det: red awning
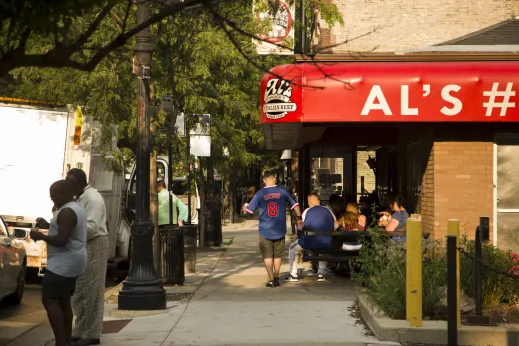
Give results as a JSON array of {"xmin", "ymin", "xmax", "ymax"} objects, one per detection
[{"xmin": 260, "ymin": 62, "xmax": 519, "ymax": 124}]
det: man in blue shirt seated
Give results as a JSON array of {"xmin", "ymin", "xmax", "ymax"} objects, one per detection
[
  {"xmin": 244, "ymin": 170, "xmax": 302, "ymax": 288},
  {"xmin": 286, "ymin": 193, "xmax": 336, "ymax": 282}
]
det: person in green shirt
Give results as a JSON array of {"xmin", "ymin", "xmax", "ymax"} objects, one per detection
[{"xmin": 157, "ymin": 180, "xmax": 188, "ymax": 225}]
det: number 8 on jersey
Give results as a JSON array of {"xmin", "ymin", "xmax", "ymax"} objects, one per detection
[{"xmin": 267, "ymin": 202, "xmax": 278, "ymax": 217}]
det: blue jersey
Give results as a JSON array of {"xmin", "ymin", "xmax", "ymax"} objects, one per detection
[
  {"xmin": 298, "ymin": 205, "xmax": 335, "ymax": 250},
  {"xmin": 245, "ymin": 186, "xmax": 298, "ymax": 240}
]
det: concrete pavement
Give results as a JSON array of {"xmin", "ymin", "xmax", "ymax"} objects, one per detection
[
  {"xmin": 8, "ymin": 228, "xmax": 400, "ymax": 346},
  {"xmin": 0, "ymin": 285, "xmax": 49, "ymax": 346},
  {"xmin": 161, "ymin": 230, "xmax": 396, "ymax": 345}
]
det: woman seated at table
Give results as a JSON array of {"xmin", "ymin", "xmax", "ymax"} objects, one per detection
[
  {"xmin": 378, "ymin": 194, "xmax": 409, "ymax": 242},
  {"xmin": 339, "ymin": 202, "xmax": 366, "ymax": 250}
]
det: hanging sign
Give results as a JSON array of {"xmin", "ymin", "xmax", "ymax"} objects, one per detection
[{"xmin": 254, "ymin": 0, "xmax": 295, "ymax": 55}]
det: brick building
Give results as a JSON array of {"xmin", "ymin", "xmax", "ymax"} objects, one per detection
[
  {"xmin": 261, "ymin": 1, "xmax": 519, "ymax": 253},
  {"xmin": 321, "ymin": 0, "xmax": 519, "ymax": 52}
]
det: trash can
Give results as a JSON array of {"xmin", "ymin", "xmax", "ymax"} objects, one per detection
[
  {"xmin": 183, "ymin": 224, "xmax": 197, "ymax": 273},
  {"xmin": 159, "ymin": 225, "xmax": 184, "ymax": 285}
]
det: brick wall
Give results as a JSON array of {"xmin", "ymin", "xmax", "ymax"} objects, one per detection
[
  {"xmin": 432, "ymin": 141, "xmax": 494, "ymax": 240},
  {"xmin": 421, "ymin": 146, "xmax": 434, "ymax": 236},
  {"xmin": 325, "ymin": 0, "xmax": 518, "ymax": 52},
  {"xmin": 357, "ymin": 151, "xmax": 376, "ymax": 199}
]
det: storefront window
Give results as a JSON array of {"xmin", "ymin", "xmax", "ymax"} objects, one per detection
[
  {"xmin": 497, "ymin": 140, "xmax": 519, "ymax": 253},
  {"xmin": 310, "ymin": 147, "xmax": 353, "ymax": 204}
]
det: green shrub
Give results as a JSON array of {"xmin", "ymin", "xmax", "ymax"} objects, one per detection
[
  {"xmin": 358, "ymin": 232, "xmax": 519, "ymax": 320},
  {"xmin": 459, "ymin": 235, "xmax": 519, "ymax": 308},
  {"xmin": 357, "ymin": 232, "xmax": 447, "ymax": 319}
]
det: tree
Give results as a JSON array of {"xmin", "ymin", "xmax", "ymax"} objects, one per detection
[
  {"xmin": 0, "ymin": 0, "xmax": 343, "ymax": 78},
  {"xmin": 152, "ymin": 6, "xmax": 284, "ymax": 173},
  {"xmin": 0, "ymin": 0, "xmax": 344, "ymax": 175},
  {"xmin": 0, "ymin": 0, "xmax": 229, "ymax": 77}
]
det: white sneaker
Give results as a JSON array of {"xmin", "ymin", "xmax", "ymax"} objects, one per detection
[
  {"xmin": 285, "ymin": 275, "xmax": 299, "ymax": 282},
  {"xmin": 317, "ymin": 274, "xmax": 326, "ymax": 282}
]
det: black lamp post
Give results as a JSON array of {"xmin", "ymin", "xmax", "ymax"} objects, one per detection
[{"xmin": 118, "ymin": 0, "xmax": 166, "ymax": 311}]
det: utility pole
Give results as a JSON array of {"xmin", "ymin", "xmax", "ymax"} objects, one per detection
[
  {"xmin": 118, "ymin": 0, "xmax": 166, "ymax": 311},
  {"xmin": 295, "ymin": 0, "xmax": 306, "ymax": 54}
]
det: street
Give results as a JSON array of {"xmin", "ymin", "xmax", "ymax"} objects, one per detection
[
  {"xmin": 2, "ymin": 229, "xmax": 401, "ymax": 346},
  {"xmin": 0, "ymin": 268, "xmax": 122, "ymax": 346},
  {"xmin": 0, "ymin": 284, "xmax": 46, "ymax": 325}
]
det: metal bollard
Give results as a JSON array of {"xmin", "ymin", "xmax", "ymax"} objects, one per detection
[
  {"xmin": 447, "ymin": 219, "xmax": 461, "ymax": 328},
  {"xmin": 475, "ymin": 226, "xmax": 483, "ymax": 316},
  {"xmin": 467, "ymin": 223, "xmax": 491, "ymax": 325},
  {"xmin": 447, "ymin": 235, "xmax": 458, "ymax": 346},
  {"xmin": 406, "ymin": 219, "xmax": 423, "ymax": 327}
]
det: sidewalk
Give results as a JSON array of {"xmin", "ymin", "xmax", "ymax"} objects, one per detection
[
  {"xmin": 10, "ymin": 228, "xmax": 400, "ymax": 346},
  {"xmin": 221, "ymin": 218, "xmax": 260, "ymax": 231}
]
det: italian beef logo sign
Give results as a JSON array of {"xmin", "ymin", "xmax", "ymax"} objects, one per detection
[
  {"xmin": 263, "ymin": 78, "xmax": 297, "ymax": 119},
  {"xmin": 254, "ymin": 0, "xmax": 295, "ymax": 55}
]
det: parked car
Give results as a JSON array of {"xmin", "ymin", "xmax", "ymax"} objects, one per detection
[{"xmin": 0, "ymin": 215, "xmax": 27, "ymax": 304}]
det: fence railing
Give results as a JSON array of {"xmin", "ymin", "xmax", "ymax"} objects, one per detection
[
  {"xmin": 406, "ymin": 217, "xmax": 519, "ymax": 346},
  {"xmin": 406, "ymin": 216, "xmax": 519, "ymax": 346}
]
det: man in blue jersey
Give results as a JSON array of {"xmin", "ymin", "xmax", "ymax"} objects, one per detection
[
  {"xmin": 286, "ymin": 193, "xmax": 336, "ymax": 282},
  {"xmin": 244, "ymin": 170, "xmax": 302, "ymax": 288}
]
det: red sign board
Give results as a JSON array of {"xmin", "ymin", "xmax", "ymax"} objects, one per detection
[
  {"xmin": 260, "ymin": 62, "xmax": 519, "ymax": 123},
  {"xmin": 257, "ymin": 1, "xmax": 293, "ymax": 44}
]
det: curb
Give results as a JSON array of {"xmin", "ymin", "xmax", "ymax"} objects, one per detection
[{"xmin": 357, "ymin": 293, "xmax": 519, "ymax": 346}]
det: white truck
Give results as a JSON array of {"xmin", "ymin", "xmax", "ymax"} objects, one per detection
[
  {"xmin": 0, "ymin": 101, "xmax": 200, "ymax": 279},
  {"xmin": 124, "ymin": 156, "xmax": 200, "ymax": 224},
  {"xmin": 0, "ymin": 101, "xmax": 129, "ymax": 277}
]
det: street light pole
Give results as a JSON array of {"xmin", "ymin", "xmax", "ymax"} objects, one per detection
[{"xmin": 118, "ymin": 0, "xmax": 166, "ymax": 311}]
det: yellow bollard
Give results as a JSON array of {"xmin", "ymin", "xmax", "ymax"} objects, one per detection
[
  {"xmin": 406, "ymin": 219, "xmax": 423, "ymax": 327},
  {"xmin": 447, "ymin": 219, "xmax": 461, "ymax": 328}
]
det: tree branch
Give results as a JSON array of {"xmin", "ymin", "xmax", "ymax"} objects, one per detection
[
  {"xmin": 207, "ymin": 4, "xmax": 378, "ymax": 89},
  {"xmin": 207, "ymin": 6, "xmax": 315, "ymax": 89},
  {"xmin": 67, "ymin": 2, "xmax": 117, "ymax": 56},
  {"xmin": 84, "ymin": 0, "xmax": 222, "ymax": 70},
  {"xmin": 6, "ymin": 5, "xmax": 22, "ymax": 50},
  {"xmin": 15, "ymin": 28, "xmax": 32, "ymax": 56},
  {"xmin": 121, "ymin": 0, "xmax": 133, "ymax": 34},
  {"xmin": 0, "ymin": 0, "xmax": 238, "ymax": 78}
]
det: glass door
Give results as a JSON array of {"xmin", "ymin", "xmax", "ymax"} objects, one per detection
[{"xmin": 310, "ymin": 147, "xmax": 353, "ymax": 204}]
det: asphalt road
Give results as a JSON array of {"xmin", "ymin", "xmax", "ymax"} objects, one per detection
[
  {"xmin": 0, "ymin": 265, "xmax": 122, "ymax": 325},
  {"xmin": 0, "ymin": 284, "xmax": 47, "ymax": 325}
]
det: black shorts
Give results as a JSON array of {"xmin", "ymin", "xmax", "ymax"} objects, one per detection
[
  {"xmin": 259, "ymin": 236, "xmax": 285, "ymax": 259},
  {"xmin": 42, "ymin": 270, "xmax": 77, "ymax": 299}
]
